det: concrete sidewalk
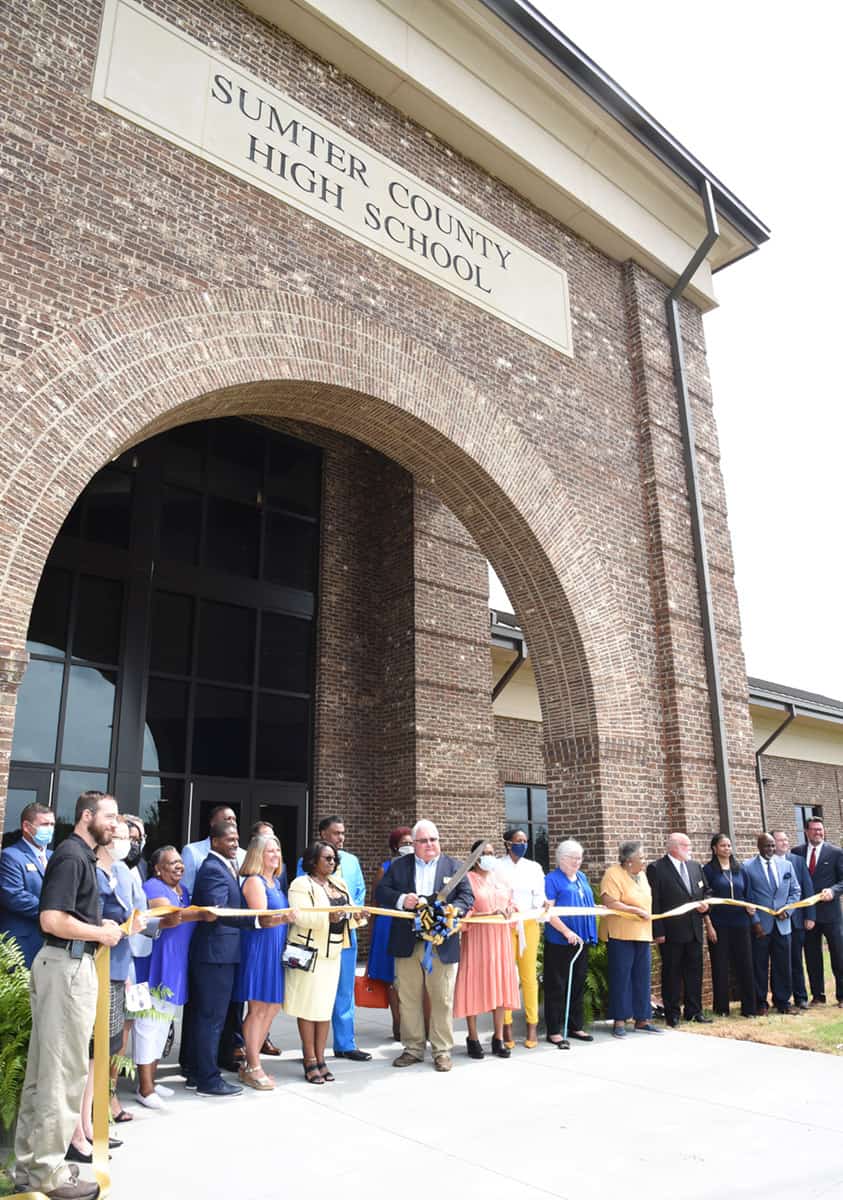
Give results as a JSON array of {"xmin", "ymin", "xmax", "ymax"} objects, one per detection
[{"xmin": 102, "ymin": 1007, "xmax": 843, "ymax": 1200}]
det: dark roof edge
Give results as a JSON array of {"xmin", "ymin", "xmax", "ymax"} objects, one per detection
[
  {"xmin": 479, "ymin": 0, "xmax": 771, "ymax": 253},
  {"xmin": 749, "ymin": 677, "xmax": 843, "ymax": 721}
]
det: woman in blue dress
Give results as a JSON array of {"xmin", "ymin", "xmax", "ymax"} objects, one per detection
[
  {"xmin": 235, "ymin": 834, "xmax": 297, "ymax": 1090},
  {"xmin": 367, "ymin": 827, "xmax": 413, "ymax": 1040}
]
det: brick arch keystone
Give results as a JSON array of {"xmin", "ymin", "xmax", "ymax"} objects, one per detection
[{"xmin": 0, "ymin": 288, "xmax": 644, "ymax": 807}]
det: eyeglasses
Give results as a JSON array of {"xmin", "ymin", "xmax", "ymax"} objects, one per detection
[
  {"xmin": 323, "ymin": 855, "xmax": 337, "ymax": 862},
  {"xmin": 414, "ymin": 837, "xmax": 439, "ymax": 844}
]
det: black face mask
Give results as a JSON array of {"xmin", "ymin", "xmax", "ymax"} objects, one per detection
[{"xmin": 125, "ymin": 843, "xmax": 142, "ymax": 868}]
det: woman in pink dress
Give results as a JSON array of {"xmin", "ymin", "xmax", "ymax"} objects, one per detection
[{"xmin": 454, "ymin": 839, "xmax": 520, "ymax": 1059}]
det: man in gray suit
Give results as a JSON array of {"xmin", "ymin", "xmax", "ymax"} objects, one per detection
[{"xmin": 744, "ymin": 833, "xmax": 801, "ymax": 1015}]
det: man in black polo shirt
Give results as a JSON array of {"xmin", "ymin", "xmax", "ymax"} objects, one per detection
[{"xmin": 14, "ymin": 791, "xmax": 123, "ymax": 1200}]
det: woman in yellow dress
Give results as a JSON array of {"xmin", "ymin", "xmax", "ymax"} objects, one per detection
[{"xmin": 284, "ymin": 840, "xmax": 366, "ymax": 1083}]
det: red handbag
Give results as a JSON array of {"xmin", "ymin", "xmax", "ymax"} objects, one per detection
[{"xmin": 354, "ymin": 972, "xmax": 390, "ymax": 1009}]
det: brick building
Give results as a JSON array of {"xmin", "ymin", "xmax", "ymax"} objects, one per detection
[{"xmin": 0, "ymin": 0, "xmax": 772, "ymax": 887}]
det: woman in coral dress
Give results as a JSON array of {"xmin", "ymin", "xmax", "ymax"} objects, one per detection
[{"xmin": 454, "ymin": 839, "xmax": 520, "ymax": 1059}]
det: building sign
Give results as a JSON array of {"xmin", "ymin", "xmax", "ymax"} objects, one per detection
[{"xmin": 92, "ymin": 0, "xmax": 573, "ymax": 357}]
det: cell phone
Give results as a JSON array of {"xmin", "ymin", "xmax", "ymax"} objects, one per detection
[{"xmin": 69, "ymin": 939, "xmax": 85, "ymax": 959}]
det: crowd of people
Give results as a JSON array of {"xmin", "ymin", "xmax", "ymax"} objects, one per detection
[{"xmin": 1, "ymin": 792, "xmax": 843, "ymax": 1200}]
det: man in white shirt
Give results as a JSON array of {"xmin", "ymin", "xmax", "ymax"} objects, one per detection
[{"xmin": 496, "ymin": 828, "xmax": 546, "ymax": 1048}]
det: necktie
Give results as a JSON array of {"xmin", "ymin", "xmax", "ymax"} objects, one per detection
[
  {"xmin": 38, "ymin": 851, "xmax": 47, "ymax": 870},
  {"xmin": 679, "ymin": 861, "xmax": 691, "ymax": 893},
  {"xmin": 766, "ymin": 859, "xmax": 777, "ymax": 890},
  {"xmin": 809, "ymin": 847, "xmax": 817, "ymax": 876}
]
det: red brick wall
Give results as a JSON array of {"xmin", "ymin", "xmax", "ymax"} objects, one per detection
[
  {"xmin": 761, "ymin": 755, "xmax": 843, "ymax": 846},
  {"xmin": 0, "ymin": 0, "xmax": 756, "ymax": 872},
  {"xmin": 494, "ymin": 716, "xmax": 546, "ymax": 787}
]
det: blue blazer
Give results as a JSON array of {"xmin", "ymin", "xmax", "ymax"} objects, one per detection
[
  {"xmin": 0, "ymin": 838, "xmax": 51, "ymax": 966},
  {"xmin": 375, "ymin": 853, "xmax": 474, "ymax": 965},
  {"xmin": 791, "ymin": 842, "xmax": 843, "ymax": 926},
  {"xmin": 743, "ymin": 855, "xmax": 800, "ymax": 935},
  {"xmin": 783, "ymin": 853, "xmax": 815, "ymax": 929},
  {"xmin": 189, "ymin": 854, "xmax": 242, "ymax": 965}
]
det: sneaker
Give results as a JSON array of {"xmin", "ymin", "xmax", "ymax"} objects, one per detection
[
  {"xmin": 154, "ymin": 1083, "xmax": 175, "ymax": 1098},
  {"xmin": 433, "ymin": 1053, "xmax": 452, "ymax": 1072},
  {"xmin": 135, "ymin": 1090, "xmax": 165, "ymax": 1109},
  {"xmin": 44, "ymin": 1164, "xmax": 100, "ymax": 1199},
  {"xmin": 183, "ymin": 1077, "xmax": 198, "ymax": 1089},
  {"xmin": 196, "ymin": 1079, "xmax": 243, "ymax": 1097}
]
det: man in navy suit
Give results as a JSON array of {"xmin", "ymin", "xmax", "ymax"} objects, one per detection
[
  {"xmin": 744, "ymin": 832, "xmax": 801, "ymax": 1014},
  {"xmin": 184, "ymin": 823, "xmax": 245, "ymax": 1097},
  {"xmin": 0, "ymin": 802, "xmax": 55, "ymax": 965},
  {"xmin": 376, "ymin": 819, "xmax": 474, "ymax": 1072},
  {"xmin": 773, "ymin": 830, "xmax": 816, "ymax": 1008},
  {"xmin": 791, "ymin": 816, "xmax": 843, "ymax": 1005}
]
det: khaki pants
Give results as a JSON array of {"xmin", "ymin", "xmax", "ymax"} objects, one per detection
[
  {"xmin": 504, "ymin": 919, "xmax": 540, "ymax": 1026},
  {"xmin": 394, "ymin": 942, "xmax": 457, "ymax": 1058},
  {"xmin": 15, "ymin": 945, "xmax": 98, "ymax": 1192}
]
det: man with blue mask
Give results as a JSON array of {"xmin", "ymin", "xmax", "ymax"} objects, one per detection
[{"xmin": 0, "ymin": 801, "xmax": 55, "ymax": 965}]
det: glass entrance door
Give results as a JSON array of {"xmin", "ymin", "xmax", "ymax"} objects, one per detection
[{"xmin": 9, "ymin": 418, "xmax": 320, "ymax": 866}]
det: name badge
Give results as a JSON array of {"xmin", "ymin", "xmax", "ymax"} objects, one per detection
[{"xmin": 25, "ymin": 862, "xmax": 38, "ymax": 872}]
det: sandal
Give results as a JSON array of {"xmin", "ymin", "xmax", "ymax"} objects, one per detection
[
  {"xmin": 316, "ymin": 1061, "xmax": 335, "ymax": 1082},
  {"xmin": 112, "ymin": 1108, "xmax": 133, "ymax": 1123},
  {"xmin": 303, "ymin": 1059, "xmax": 325, "ymax": 1085},
  {"xmin": 239, "ymin": 1064, "xmax": 274, "ymax": 1090}
]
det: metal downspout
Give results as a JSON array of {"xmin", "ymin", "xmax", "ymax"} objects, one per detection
[
  {"xmin": 754, "ymin": 705, "xmax": 796, "ymax": 831},
  {"xmin": 665, "ymin": 179, "xmax": 735, "ymax": 837}
]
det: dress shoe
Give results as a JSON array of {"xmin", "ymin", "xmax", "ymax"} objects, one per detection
[
  {"xmin": 666, "ymin": 1015, "xmax": 680, "ymax": 1028},
  {"xmin": 44, "ymin": 1165, "xmax": 100, "ymax": 1199},
  {"xmin": 392, "ymin": 1051, "xmax": 423, "ymax": 1068},
  {"xmin": 433, "ymin": 1053, "xmax": 452, "ymax": 1072},
  {"xmin": 196, "ymin": 1079, "xmax": 243, "ymax": 1097},
  {"xmin": 183, "ymin": 1077, "xmax": 198, "ymax": 1089},
  {"xmin": 691, "ymin": 1014, "xmax": 713, "ymax": 1024},
  {"xmin": 796, "ymin": 1001, "xmax": 809, "ymax": 1010},
  {"xmin": 491, "ymin": 1037, "xmax": 511, "ymax": 1058},
  {"xmin": 569, "ymin": 1030, "xmax": 594, "ymax": 1042},
  {"xmin": 333, "ymin": 1049, "xmax": 372, "ymax": 1061},
  {"xmin": 810, "ymin": 996, "xmax": 826, "ymax": 1005},
  {"xmin": 260, "ymin": 1035, "xmax": 281, "ymax": 1056},
  {"xmin": 65, "ymin": 1145, "xmax": 112, "ymax": 1164},
  {"xmin": 466, "ymin": 1037, "xmax": 485, "ymax": 1059}
]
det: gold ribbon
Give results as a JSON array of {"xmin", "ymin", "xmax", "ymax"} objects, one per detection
[{"xmin": 134, "ymin": 892, "xmax": 827, "ymax": 925}]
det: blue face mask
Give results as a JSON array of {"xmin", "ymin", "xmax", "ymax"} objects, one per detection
[
  {"xmin": 33, "ymin": 826, "xmax": 54, "ymax": 848},
  {"xmin": 509, "ymin": 842, "xmax": 528, "ymax": 859}
]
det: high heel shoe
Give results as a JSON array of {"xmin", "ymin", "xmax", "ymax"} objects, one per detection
[
  {"xmin": 491, "ymin": 1037, "xmax": 511, "ymax": 1058},
  {"xmin": 466, "ymin": 1037, "xmax": 485, "ymax": 1059}
]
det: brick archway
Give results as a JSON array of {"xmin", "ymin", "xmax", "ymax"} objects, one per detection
[{"xmin": 0, "ymin": 288, "xmax": 643, "ymax": 842}]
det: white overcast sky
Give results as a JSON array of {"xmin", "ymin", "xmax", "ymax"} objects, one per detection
[{"xmin": 491, "ymin": 1, "xmax": 842, "ymax": 702}]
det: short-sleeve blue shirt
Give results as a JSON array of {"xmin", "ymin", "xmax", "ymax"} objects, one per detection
[{"xmin": 544, "ymin": 869, "xmax": 597, "ymax": 945}]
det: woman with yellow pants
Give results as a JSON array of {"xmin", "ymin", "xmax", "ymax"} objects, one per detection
[{"xmin": 496, "ymin": 829, "xmax": 546, "ymax": 1048}]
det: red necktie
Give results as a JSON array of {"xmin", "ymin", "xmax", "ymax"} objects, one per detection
[{"xmin": 808, "ymin": 847, "xmax": 817, "ymax": 876}]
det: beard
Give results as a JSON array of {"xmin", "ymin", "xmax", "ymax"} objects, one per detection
[{"xmin": 90, "ymin": 820, "xmax": 115, "ymax": 847}]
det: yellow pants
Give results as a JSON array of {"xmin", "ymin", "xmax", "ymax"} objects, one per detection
[{"xmin": 504, "ymin": 919, "xmax": 540, "ymax": 1026}]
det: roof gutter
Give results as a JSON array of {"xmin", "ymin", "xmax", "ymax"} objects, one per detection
[
  {"xmin": 478, "ymin": 0, "xmax": 770, "ymax": 253},
  {"xmin": 666, "ymin": 178, "xmax": 735, "ymax": 839}
]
